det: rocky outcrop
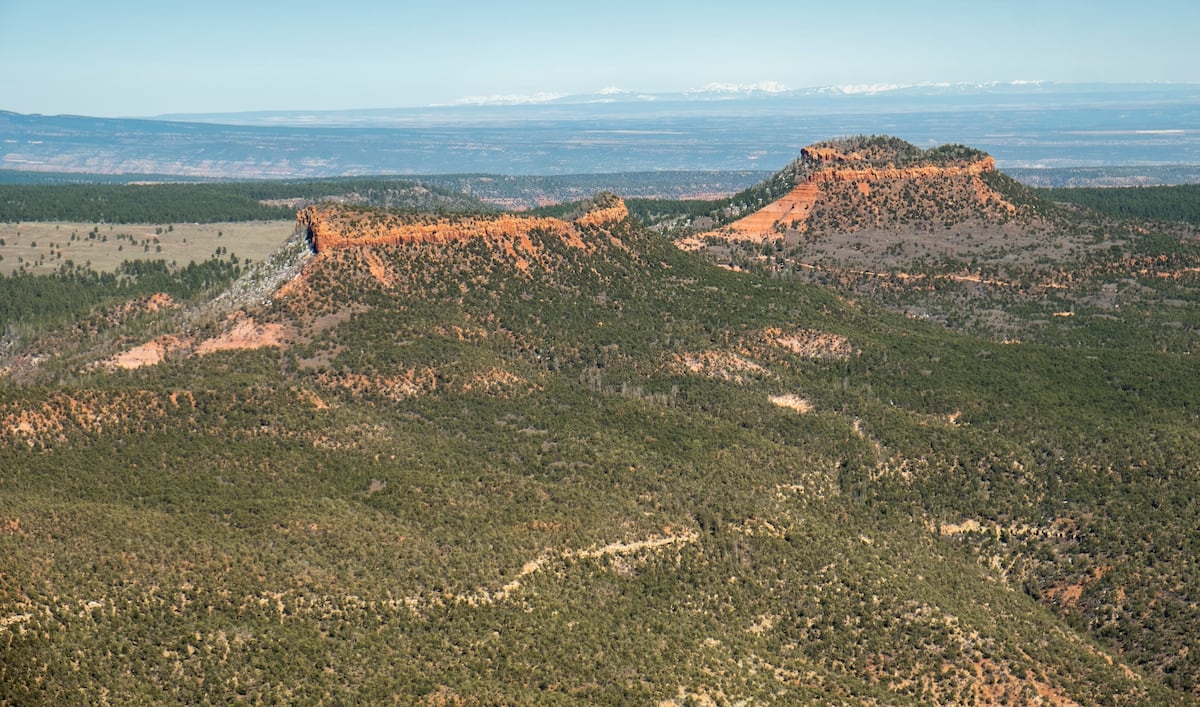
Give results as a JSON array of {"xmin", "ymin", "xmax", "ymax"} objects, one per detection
[
  {"xmin": 99, "ymin": 334, "xmax": 192, "ymax": 370},
  {"xmin": 297, "ymin": 196, "xmax": 629, "ymax": 255},
  {"xmin": 298, "ymin": 207, "xmax": 575, "ymax": 253},
  {"xmin": 809, "ymin": 155, "xmax": 996, "ymax": 185},
  {"xmin": 573, "ymin": 198, "xmax": 629, "ymax": 229},
  {"xmin": 714, "ymin": 182, "xmax": 822, "ymax": 242},
  {"xmin": 686, "ymin": 140, "xmax": 1014, "ymax": 248},
  {"xmin": 193, "ymin": 314, "xmax": 290, "ymax": 355},
  {"xmin": 96, "ymin": 313, "xmax": 292, "ymax": 371}
]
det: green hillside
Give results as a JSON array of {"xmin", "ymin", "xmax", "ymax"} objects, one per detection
[
  {"xmin": 2, "ymin": 184, "xmax": 1199, "ymax": 703},
  {"xmin": 664, "ymin": 138, "xmax": 1200, "ymax": 354}
]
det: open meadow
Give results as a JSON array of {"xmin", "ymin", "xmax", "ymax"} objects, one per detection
[{"xmin": 0, "ymin": 220, "xmax": 294, "ymax": 276}]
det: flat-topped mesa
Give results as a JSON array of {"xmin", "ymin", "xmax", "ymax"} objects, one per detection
[
  {"xmin": 297, "ymin": 206, "xmax": 574, "ymax": 253},
  {"xmin": 297, "ymin": 195, "xmax": 629, "ymax": 255},
  {"xmin": 798, "ymin": 139, "xmax": 997, "ymax": 182},
  {"xmin": 679, "ymin": 137, "xmax": 1013, "ymax": 250},
  {"xmin": 809, "ymin": 154, "xmax": 996, "ymax": 185}
]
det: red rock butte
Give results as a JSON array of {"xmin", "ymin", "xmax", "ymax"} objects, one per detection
[
  {"xmin": 680, "ymin": 142, "xmax": 1009, "ymax": 250},
  {"xmin": 296, "ymin": 198, "xmax": 629, "ymax": 255}
]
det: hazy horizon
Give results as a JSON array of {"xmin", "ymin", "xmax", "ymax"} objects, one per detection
[{"xmin": 3, "ymin": 1, "xmax": 1198, "ymax": 117}]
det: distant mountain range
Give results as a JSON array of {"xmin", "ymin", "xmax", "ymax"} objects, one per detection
[
  {"xmin": 2, "ymin": 82, "xmax": 1198, "ymax": 180},
  {"xmin": 151, "ymin": 81, "xmax": 1200, "ymax": 127}
]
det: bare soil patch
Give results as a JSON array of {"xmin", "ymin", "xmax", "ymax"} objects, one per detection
[
  {"xmin": 761, "ymin": 327, "xmax": 855, "ymax": 359},
  {"xmin": 674, "ymin": 351, "xmax": 768, "ymax": 382},
  {"xmin": 101, "ymin": 334, "xmax": 193, "ymax": 370},
  {"xmin": 195, "ymin": 314, "xmax": 291, "ymax": 355},
  {"xmin": 768, "ymin": 393, "xmax": 813, "ymax": 413}
]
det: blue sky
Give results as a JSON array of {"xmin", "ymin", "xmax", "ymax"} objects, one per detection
[{"xmin": 2, "ymin": 0, "xmax": 1197, "ymax": 116}]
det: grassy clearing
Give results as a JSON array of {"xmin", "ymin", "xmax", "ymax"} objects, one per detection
[{"xmin": 0, "ymin": 220, "xmax": 294, "ymax": 275}]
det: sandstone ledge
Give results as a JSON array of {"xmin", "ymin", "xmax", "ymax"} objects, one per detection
[{"xmin": 297, "ymin": 197, "xmax": 629, "ymax": 255}]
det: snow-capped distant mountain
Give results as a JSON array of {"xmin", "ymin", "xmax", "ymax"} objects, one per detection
[
  {"xmin": 684, "ymin": 81, "xmax": 792, "ymax": 96},
  {"xmin": 5, "ymin": 82, "xmax": 1195, "ymax": 181},
  {"xmin": 149, "ymin": 81, "xmax": 1200, "ymax": 127}
]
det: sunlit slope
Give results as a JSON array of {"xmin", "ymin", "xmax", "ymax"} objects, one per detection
[{"xmin": 2, "ymin": 195, "xmax": 1197, "ymax": 703}]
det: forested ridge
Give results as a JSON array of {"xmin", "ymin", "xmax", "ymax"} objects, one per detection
[
  {"xmin": 0, "ymin": 179, "xmax": 488, "ymax": 223},
  {"xmin": 1040, "ymin": 183, "xmax": 1200, "ymax": 226},
  {"xmin": 0, "ymin": 172, "xmax": 771, "ymax": 223},
  {"xmin": 0, "ymin": 258, "xmax": 242, "ymax": 333},
  {"xmin": 2, "ymin": 154, "xmax": 1200, "ymax": 703}
]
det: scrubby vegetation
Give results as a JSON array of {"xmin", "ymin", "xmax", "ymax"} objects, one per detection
[
  {"xmin": 3, "ymin": 151, "xmax": 1200, "ymax": 702},
  {"xmin": 648, "ymin": 138, "xmax": 1200, "ymax": 353}
]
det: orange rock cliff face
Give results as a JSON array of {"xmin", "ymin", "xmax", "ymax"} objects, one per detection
[
  {"xmin": 807, "ymin": 155, "xmax": 997, "ymax": 185},
  {"xmin": 296, "ymin": 198, "xmax": 629, "ymax": 255},
  {"xmin": 798, "ymin": 144, "xmax": 997, "ymax": 186},
  {"xmin": 680, "ymin": 144, "xmax": 1006, "ymax": 249}
]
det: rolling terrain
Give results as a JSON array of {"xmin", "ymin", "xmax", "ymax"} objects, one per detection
[
  {"xmin": 668, "ymin": 136, "xmax": 1200, "ymax": 351},
  {"xmin": 2, "ymin": 145, "xmax": 1200, "ymax": 703}
]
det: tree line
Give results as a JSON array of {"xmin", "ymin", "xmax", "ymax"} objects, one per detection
[
  {"xmin": 1040, "ymin": 184, "xmax": 1200, "ymax": 226},
  {"xmin": 0, "ymin": 258, "xmax": 240, "ymax": 332},
  {"xmin": 0, "ymin": 178, "xmax": 487, "ymax": 224}
]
